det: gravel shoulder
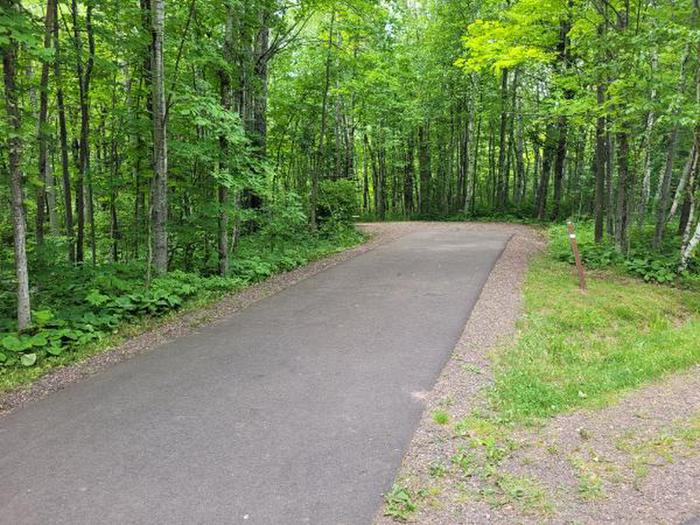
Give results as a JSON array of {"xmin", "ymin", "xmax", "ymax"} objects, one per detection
[{"xmin": 374, "ymin": 225, "xmax": 700, "ymax": 525}]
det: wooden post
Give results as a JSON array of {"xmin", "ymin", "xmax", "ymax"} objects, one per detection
[{"xmin": 567, "ymin": 221, "xmax": 587, "ymax": 292}]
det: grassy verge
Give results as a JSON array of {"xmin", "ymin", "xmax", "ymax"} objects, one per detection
[
  {"xmin": 491, "ymin": 253, "xmax": 700, "ymax": 422},
  {"xmin": 0, "ymin": 227, "xmax": 366, "ymax": 394}
]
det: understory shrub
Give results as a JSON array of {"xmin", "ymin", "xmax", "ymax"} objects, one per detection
[
  {"xmin": 0, "ymin": 224, "xmax": 363, "ymax": 375},
  {"xmin": 548, "ymin": 222, "xmax": 699, "ymax": 285}
]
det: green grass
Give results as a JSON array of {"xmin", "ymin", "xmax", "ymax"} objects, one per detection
[
  {"xmin": 432, "ymin": 409, "xmax": 450, "ymax": 425},
  {"xmin": 491, "ymin": 253, "xmax": 700, "ymax": 422}
]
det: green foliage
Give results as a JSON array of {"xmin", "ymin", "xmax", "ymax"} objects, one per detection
[
  {"xmin": 548, "ymin": 223, "xmax": 698, "ymax": 285},
  {"xmin": 259, "ymin": 192, "xmax": 308, "ymax": 248},
  {"xmin": 317, "ymin": 179, "xmax": 359, "ymax": 227},
  {"xmin": 383, "ymin": 484, "xmax": 418, "ymax": 522}
]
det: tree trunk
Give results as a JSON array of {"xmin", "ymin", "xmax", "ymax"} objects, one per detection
[
  {"xmin": 551, "ymin": 5, "xmax": 572, "ymax": 221},
  {"xmin": 418, "ymin": 124, "xmax": 431, "ymax": 215},
  {"xmin": 653, "ymin": 48, "xmax": 690, "ymax": 249},
  {"xmin": 469, "ymin": 114, "xmax": 481, "ymax": 214},
  {"xmin": 496, "ymin": 68, "xmax": 509, "ymax": 210},
  {"xmin": 616, "ymin": 132, "xmax": 631, "ymax": 254},
  {"xmin": 404, "ymin": 132, "xmax": 415, "ymax": 216},
  {"xmin": 551, "ymin": 116, "xmax": 568, "ymax": 220},
  {"xmin": 252, "ymin": 13, "xmax": 269, "ymax": 156},
  {"xmin": 217, "ymin": 1, "xmax": 236, "ymax": 276},
  {"xmin": 150, "ymin": 0, "xmax": 168, "ymax": 274},
  {"xmin": 53, "ymin": 7, "xmax": 74, "ymax": 262},
  {"xmin": 536, "ymin": 125, "xmax": 556, "ymax": 220},
  {"xmin": 71, "ymin": 0, "xmax": 95, "ymax": 264},
  {"xmin": 594, "ymin": 84, "xmax": 607, "ymax": 242},
  {"xmin": 606, "ymin": 132, "xmax": 616, "ymax": 237},
  {"xmin": 1, "ymin": 6, "xmax": 32, "ymax": 330},
  {"xmin": 36, "ymin": 0, "xmax": 56, "ymax": 247},
  {"xmin": 637, "ymin": 51, "xmax": 657, "ymax": 226},
  {"xmin": 653, "ymin": 126, "xmax": 680, "ymax": 249},
  {"xmin": 46, "ymin": 146, "xmax": 59, "ymax": 235},
  {"xmin": 311, "ymin": 11, "xmax": 335, "ymax": 231},
  {"xmin": 514, "ymin": 94, "xmax": 525, "ymax": 206},
  {"xmin": 668, "ymin": 143, "xmax": 698, "ymax": 224}
]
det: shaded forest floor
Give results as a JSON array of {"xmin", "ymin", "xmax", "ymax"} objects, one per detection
[{"xmin": 376, "ymin": 226, "xmax": 700, "ymax": 524}]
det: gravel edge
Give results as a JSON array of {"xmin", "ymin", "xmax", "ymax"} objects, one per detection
[{"xmin": 374, "ymin": 224, "xmax": 547, "ymax": 524}]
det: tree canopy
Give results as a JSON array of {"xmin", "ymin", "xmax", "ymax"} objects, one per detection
[{"xmin": 1, "ymin": 0, "xmax": 699, "ymax": 339}]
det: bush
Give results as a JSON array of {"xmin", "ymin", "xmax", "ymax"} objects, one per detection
[
  {"xmin": 0, "ymin": 270, "xmax": 243, "ymax": 369},
  {"xmin": 317, "ymin": 179, "xmax": 358, "ymax": 227},
  {"xmin": 259, "ymin": 192, "xmax": 307, "ymax": 249},
  {"xmin": 548, "ymin": 222, "xmax": 698, "ymax": 285}
]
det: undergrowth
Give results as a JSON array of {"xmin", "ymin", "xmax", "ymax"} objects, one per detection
[
  {"xmin": 548, "ymin": 221, "xmax": 699, "ymax": 286},
  {"xmin": 0, "ymin": 225, "xmax": 364, "ymax": 390}
]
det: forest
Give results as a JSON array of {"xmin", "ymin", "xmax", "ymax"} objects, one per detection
[{"xmin": 0, "ymin": 0, "xmax": 699, "ymax": 371}]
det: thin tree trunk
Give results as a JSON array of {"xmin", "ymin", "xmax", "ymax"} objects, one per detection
[
  {"xmin": 71, "ymin": 0, "xmax": 95, "ymax": 264},
  {"xmin": 53, "ymin": 5, "xmax": 74, "ymax": 262},
  {"xmin": 311, "ymin": 11, "xmax": 334, "ymax": 231},
  {"xmin": 616, "ymin": 132, "xmax": 631, "ymax": 254},
  {"xmin": 217, "ymin": 1, "xmax": 235, "ymax": 276},
  {"xmin": 252, "ymin": 11, "xmax": 269, "ymax": 156},
  {"xmin": 418, "ymin": 123, "xmax": 431, "ymax": 215},
  {"xmin": 470, "ymin": 114, "xmax": 481, "ymax": 214},
  {"xmin": 496, "ymin": 68, "xmax": 509, "ymax": 210},
  {"xmin": 653, "ymin": 48, "xmax": 690, "ymax": 249},
  {"xmin": 404, "ymin": 132, "xmax": 415, "ymax": 216},
  {"xmin": 594, "ymin": 83, "xmax": 607, "ymax": 242},
  {"xmin": 1, "ymin": 5, "xmax": 32, "ymax": 330},
  {"xmin": 151, "ymin": 0, "xmax": 168, "ymax": 274},
  {"xmin": 551, "ymin": 5, "xmax": 572, "ymax": 221},
  {"xmin": 654, "ymin": 126, "xmax": 680, "ymax": 249},
  {"xmin": 46, "ymin": 147, "xmax": 59, "ymax": 235},
  {"xmin": 668, "ymin": 143, "xmax": 698, "ymax": 224},
  {"xmin": 551, "ymin": 116, "xmax": 568, "ymax": 220},
  {"xmin": 637, "ymin": 51, "xmax": 657, "ymax": 226},
  {"xmin": 36, "ymin": 0, "xmax": 56, "ymax": 247},
  {"xmin": 536, "ymin": 125, "xmax": 556, "ymax": 220},
  {"xmin": 606, "ymin": 131, "xmax": 616, "ymax": 237}
]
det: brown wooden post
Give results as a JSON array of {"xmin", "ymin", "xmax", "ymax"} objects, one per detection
[{"xmin": 567, "ymin": 221, "xmax": 587, "ymax": 292}]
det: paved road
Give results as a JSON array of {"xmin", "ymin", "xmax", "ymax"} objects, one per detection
[{"xmin": 0, "ymin": 228, "xmax": 509, "ymax": 524}]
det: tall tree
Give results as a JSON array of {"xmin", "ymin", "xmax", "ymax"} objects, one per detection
[
  {"xmin": 1, "ymin": 0, "xmax": 32, "ymax": 330},
  {"xmin": 150, "ymin": 0, "xmax": 168, "ymax": 275}
]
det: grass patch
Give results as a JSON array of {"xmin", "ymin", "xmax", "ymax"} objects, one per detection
[
  {"xmin": 490, "ymin": 253, "xmax": 700, "ymax": 422},
  {"xmin": 432, "ymin": 409, "xmax": 450, "ymax": 425},
  {"xmin": 615, "ymin": 411, "xmax": 700, "ymax": 488}
]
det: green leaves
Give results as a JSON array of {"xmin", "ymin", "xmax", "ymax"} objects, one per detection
[
  {"xmin": 20, "ymin": 353, "xmax": 37, "ymax": 367},
  {"xmin": 2, "ymin": 334, "xmax": 33, "ymax": 353}
]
